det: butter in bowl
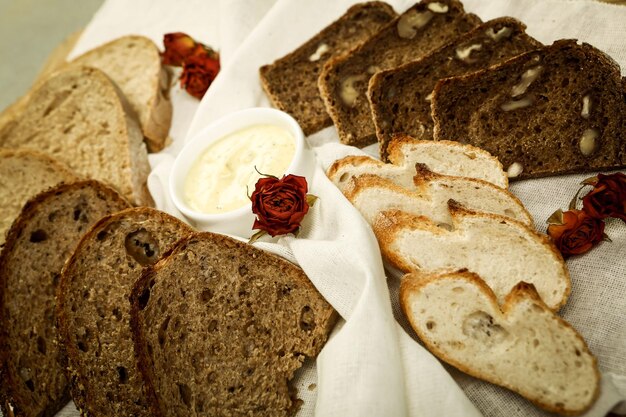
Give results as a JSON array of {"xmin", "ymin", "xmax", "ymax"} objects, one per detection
[{"xmin": 170, "ymin": 108, "xmax": 315, "ymax": 238}]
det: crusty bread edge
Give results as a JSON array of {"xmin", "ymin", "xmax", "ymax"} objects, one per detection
[
  {"xmin": 326, "ymin": 155, "xmax": 386, "ymax": 183},
  {"xmin": 0, "ymin": 180, "xmax": 129, "ymax": 417},
  {"xmin": 55, "ymin": 207, "xmax": 192, "ymax": 415},
  {"xmin": 399, "ymin": 270, "xmax": 600, "ymax": 416}
]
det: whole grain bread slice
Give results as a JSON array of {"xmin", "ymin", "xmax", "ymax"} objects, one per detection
[
  {"xmin": 431, "ymin": 39, "xmax": 626, "ymax": 179},
  {"xmin": 400, "ymin": 269, "xmax": 599, "ymax": 415},
  {"xmin": 0, "ymin": 149, "xmax": 78, "ymax": 245},
  {"xmin": 327, "ymin": 135, "xmax": 508, "ymax": 190},
  {"xmin": 260, "ymin": 2, "xmax": 397, "ymax": 135},
  {"xmin": 56, "ymin": 207, "xmax": 192, "ymax": 417},
  {"xmin": 369, "ymin": 17, "xmax": 542, "ymax": 161},
  {"xmin": 373, "ymin": 202, "xmax": 570, "ymax": 310},
  {"xmin": 70, "ymin": 35, "xmax": 172, "ymax": 152},
  {"xmin": 0, "ymin": 180, "xmax": 129, "ymax": 417},
  {"xmin": 318, "ymin": 0, "xmax": 481, "ymax": 148},
  {"xmin": 130, "ymin": 232, "xmax": 337, "ymax": 417},
  {"xmin": 0, "ymin": 65, "xmax": 152, "ymax": 206},
  {"xmin": 342, "ymin": 171, "xmax": 532, "ymax": 226}
]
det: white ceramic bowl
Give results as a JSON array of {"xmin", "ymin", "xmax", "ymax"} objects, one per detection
[{"xmin": 170, "ymin": 107, "xmax": 315, "ymax": 238}]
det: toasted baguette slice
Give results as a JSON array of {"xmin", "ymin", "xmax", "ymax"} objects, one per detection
[
  {"xmin": 369, "ymin": 17, "xmax": 541, "ymax": 161},
  {"xmin": 70, "ymin": 35, "xmax": 172, "ymax": 152},
  {"xmin": 374, "ymin": 203, "xmax": 570, "ymax": 309},
  {"xmin": 343, "ymin": 171, "xmax": 532, "ymax": 226},
  {"xmin": 260, "ymin": 2, "xmax": 397, "ymax": 135},
  {"xmin": 327, "ymin": 135, "xmax": 508, "ymax": 190},
  {"xmin": 0, "ymin": 66, "xmax": 152, "ymax": 206},
  {"xmin": 432, "ymin": 39, "xmax": 626, "ymax": 179},
  {"xmin": 318, "ymin": 0, "xmax": 481, "ymax": 147},
  {"xmin": 0, "ymin": 180, "xmax": 130, "ymax": 417},
  {"xmin": 56, "ymin": 208, "xmax": 192, "ymax": 417},
  {"xmin": 400, "ymin": 270, "xmax": 599, "ymax": 415},
  {"xmin": 130, "ymin": 232, "xmax": 337, "ymax": 417},
  {"xmin": 0, "ymin": 149, "xmax": 78, "ymax": 245}
]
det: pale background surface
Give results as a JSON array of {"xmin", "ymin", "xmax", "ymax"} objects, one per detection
[{"xmin": 0, "ymin": 0, "xmax": 103, "ymax": 110}]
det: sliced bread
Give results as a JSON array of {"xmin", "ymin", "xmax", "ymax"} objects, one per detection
[
  {"xmin": 369, "ymin": 17, "xmax": 541, "ymax": 161},
  {"xmin": 342, "ymin": 171, "xmax": 532, "ymax": 226},
  {"xmin": 0, "ymin": 65, "xmax": 152, "ymax": 206},
  {"xmin": 318, "ymin": 0, "xmax": 481, "ymax": 148},
  {"xmin": 373, "ymin": 202, "xmax": 570, "ymax": 309},
  {"xmin": 400, "ymin": 269, "xmax": 599, "ymax": 415},
  {"xmin": 327, "ymin": 135, "xmax": 508, "ymax": 190},
  {"xmin": 260, "ymin": 2, "xmax": 397, "ymax": 135},
  {"xmin": 56, "ymin": 208, "xmax": 192, "ymax": 416},
  {"xmin": 0, "ymin": 180, "xmax": 129, "ymax": 417},
  {"xmin": 70, "ymin": 35, "xmax": 172, "ymax": 152},
  {"xmin": 431, "ymin": 39, "xmax": 626, "ymax": 179},
  {"xmin": 130, "ymin": 232, "xmax": 337, "ymax": 417},
  {"xmin": 0, "ymin": 149, "xmax": 78, "ymax": 245}
]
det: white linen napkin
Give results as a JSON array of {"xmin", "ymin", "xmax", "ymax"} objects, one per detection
[{"xmin": 39, "ymin": 0, "xmax": 626, "ymax": 416}]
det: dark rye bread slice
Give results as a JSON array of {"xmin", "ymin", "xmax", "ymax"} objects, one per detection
[
  {"xmin": 369, "ymin": 17, "xmax": 542, "ymax": 161},
  {"xmin": 56, "ymin": 208, "xmax": 193, "ymax": 417},
  {"xmin": 0, "ymin": 180, "xmax": 129, "ymax": 417},
  {"xmin": 318, "ymin": 0, "xmax": 481, "ymax": 148},
  {"xmin": 260, "ymin": 2, "xmax": 397, "ymax": 135},
  {"xmin": 130, "ymin": 232, "xmax": 337, "ymax": 417},
  {"xmin": 432, "ymin": 39, "xmax": 626, "ymax": 179}
]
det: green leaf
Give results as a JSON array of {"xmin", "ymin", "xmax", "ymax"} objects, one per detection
[
  {"xmin": 306, "ymin": 194, "xmax": 318, "ymax": 207},
  {"xmin": 546, "ymin": 209, "xmax": 564, "ymax": 225},
  {"xmin": 248, "ymin": 229, "xmax": 267, "ymax": 244},
  {"xmin": 602, "ymin": 232, "xmax": 612, "ymax": 243}
]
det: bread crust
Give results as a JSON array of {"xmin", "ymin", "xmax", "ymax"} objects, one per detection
[
  {"xmin": 0, "ymin": 180, "xmax": 129, "ymax": 417},
  {"xmin": 400, "ymin": 270, "xmax": 600, "ymax": 415}
]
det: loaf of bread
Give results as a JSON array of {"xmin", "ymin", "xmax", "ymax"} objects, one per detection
[
  {"xmin": 342, "ymin": 171, "xmax": 531, "ymax": 226},
  {"xmin": 374, "ymin": 202, "xmax": 570, "ymax": 310},
  {"xmin": 56, "ymin": 208, "xmax": 192, "ymax": 417},
  {"xmin": 319, "ymin": 0, "xmax": 481, "ymax": 147},
  {"xmin": 129, "ymin": 232, "xmax": 336, "ymax": 417},
  {"xmin": 70, "ymin": 35, "xmax": 172, "ymax": 152},
  {"xmin": 369, "ymin": 17, "xmax": 541, "ymax": 161},
  {"xmin": 0, "ymin": 149, "xmax": 77, "ymax": 245},
  {"xmin": 327, "ymin": 135, "xmax": 509, "ymax": 190},
  {"xmin": 400, "ymin": 269, "xmax": 599, "ymax": 415},
  {"xmin": 432, "ymin": 39, "xmax": 626, "ymax": 179},
  {"xmin": 260, "ymin": 2, "xmax": 397, "ymax": 135},
  {"xmin": 0, "ymin": 66, "xmax": 152, "ymax": 206},
  {"xmin": 0, "ymin": 180, "xmax": 129, "ymax": 417}
]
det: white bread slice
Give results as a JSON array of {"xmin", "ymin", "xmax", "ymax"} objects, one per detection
[
  {"xmin": 374, "ymin": 203, "xmax": 570, "ymax": 310},
  {"xmin": 70, "ymin": 35, "xmax": 172, "ymax": 152},
  {"xmin": 327, "ymin": 135, "xmax": 509, "ymax": 191},
  {"xmin": 400, "ymin": 269, "xmax": 599, "ymax": 416},
  {"xmin": 0, "ymin": 66, "xmax": 152, "ymax": 206},
  {"xmin": 342, "ymin": 169, "xmax": 532, "ymax": 226},
  {"xmin": 0, "ymin": 149, "xmax": 78, "ymax": 245}
]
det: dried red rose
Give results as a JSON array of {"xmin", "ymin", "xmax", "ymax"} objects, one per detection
[
  {"xmin": 250, "ymin": 174, "xmax": 310, "ymax": 238},
  {"xmin": 180, "ymin": 53, "xmax": 221, "ymax": 99},
  {"xmin": 582, "ymin": 172, "xmax": 626, "ymax": 222},
  {"xmin": 161, "ymin": 32, "xmax": 197, "ymax": 66},
  {"xmin": 547, "ymin": 209, "xmax": 605, "ymax": 257}
]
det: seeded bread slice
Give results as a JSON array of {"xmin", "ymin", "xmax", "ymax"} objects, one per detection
[
  {"xmin": 56, "ymin": 208, "xmax": 192, "ymax": 417},
  {"xmin": 400, "ymin": 270, "xmax": 599, "ymax": 415},
  {"xmin": 373, "ymin": 202, "xmax": 570, "ymax": 310},
  {"xmin": 327, "ymin": 135, "xmax": 508, "ymax": 190},
  {"xmin": 0, "ymin": 180, "xmax": 130, "ymax": 417},
  {"xmin": 318, "ymin": 0, "xmax": 481, "ymax": 148},
  {"xmin": 130, "ymin": 232, "xmax": 337, "ymax": 417},
  {"xmin": 70, "ymin": 35, "xmax": 172, "ymax": 152},
  {"xmin": 369, "ymin": 17, "xmax": 541, "ymax": 161},
  {"xmin": 0, "ymin": 65, "xmax": 152, "ymax": 206},
  {"xmin": 260, "ymin": 2, "xmax": 397, "ymax": 135},
  {"xmin": 342, "ymin": 172, "xmax": 532, "ymax": 226},
  {"xmin": 431, "ymin": 39, "xmax": 626, "ymax": 179},
  {"xmin": 0, "ymin": 149, "xmax": 78, "ymax": 245}
]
